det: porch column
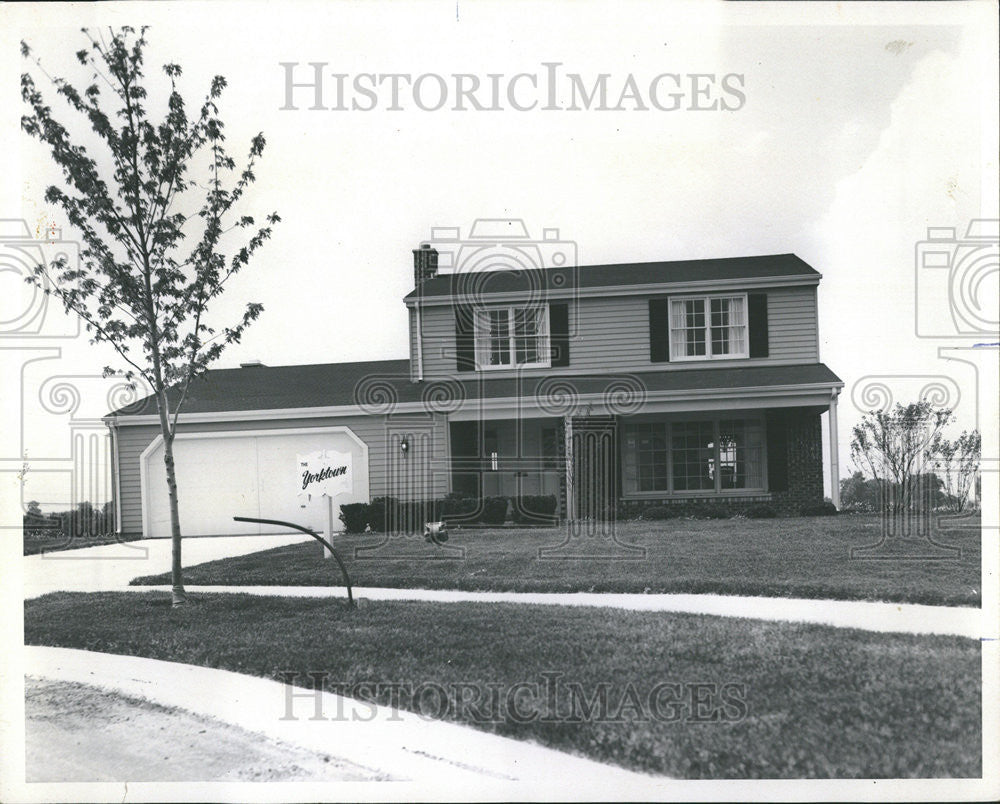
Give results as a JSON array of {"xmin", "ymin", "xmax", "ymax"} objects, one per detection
[
  {"xmin": 829, "ymin": 391, "xmax": 841, "ymax": 509},
  {"xmin": 564, "ymin": 416, "xmax": 574, "ymax": 521}
]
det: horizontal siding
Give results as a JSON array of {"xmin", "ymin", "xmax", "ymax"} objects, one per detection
[
  {"xmin": 116, "ymin": 414, "xmax": 449, "ymax": 536},
  {"xmin": 766, "ymin": 286, "xmax": 819, "ymax": 362},
  {"xmin": 116, "ymin": 424, "xmax": 161, "ymax": 535},
  {"xmin": 420, "ymin": 303, "xmax": 460, "ymax": 373},
  {"xmin": 415, "ymin": 285, "xmax": 819, "ymax": 378}
]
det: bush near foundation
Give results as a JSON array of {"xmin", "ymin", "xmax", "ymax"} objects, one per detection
[
  {"xmin": 437, "ymin": 493, "xmax": 481, "ymax": 523},
  {"xmin": 479, "ymin": 496, "xmax": 510, "ymax": 525},
  {"xmin": 621, "ymin": 501, "xmax": 778, "ymax": 520},
  {"xmin": 338, "ymin": 503, "xmax": 370, "ymax": 534},
  {"xmin": 510, "ymin": 495, "xmax": 559, "ymax": 525},
  {"xmin": 799, "ymin": 501, "xmax": 839, "ymax": 516},
  {"xmin": 339, "ymin": 493, "xmax": 547, "ymax": 532}
]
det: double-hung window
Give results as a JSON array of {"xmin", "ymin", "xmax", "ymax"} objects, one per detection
[
  {"xmin": 669, "ymin": 294, "xmax": 748, "ymax": 361},
  {"xmin": 474, "ymin": 306, "xmax": 550, "ymax": 369}
]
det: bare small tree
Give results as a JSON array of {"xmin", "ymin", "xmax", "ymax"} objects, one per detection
[
  {"xmin": 929, "ymin": 430, "xmax": 982, "ymax": 512},
  {"xmin": 22, "ymin": 27, "xmax": 279, "ymax": 606},
  {"xmin": 850, "ymin": 401, "xmax": 953, "ymax": 516}
]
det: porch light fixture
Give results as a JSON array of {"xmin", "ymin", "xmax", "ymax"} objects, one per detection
[{"xmin": 400, "ymin": 437, "xmax": 410, "ymax": 454}]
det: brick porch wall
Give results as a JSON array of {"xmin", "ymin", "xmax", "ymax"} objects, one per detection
[{"xmin": 769, "ymin": 408, "xmax": 824, "ymax": 514}]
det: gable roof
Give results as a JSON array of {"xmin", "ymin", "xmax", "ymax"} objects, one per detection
[
  {"xmin": 404, "ymin": 253, "xmax": 820, "ymax": 302},
  {"xmin": 107, "ymin": 359, "xmax": 842, "ymax": 419},
  {"xmin": 108, "ymin": 359, "xmax": 413, "ymax": 417}
]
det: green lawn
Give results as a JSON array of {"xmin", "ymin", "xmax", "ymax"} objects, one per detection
[
  {"xmin": 131, "ymin": 515, "xmax": 982, "ymax": 607},
  {"xmin": 25, "ymin": 591, "xmax": 980, "ymax": 779}
]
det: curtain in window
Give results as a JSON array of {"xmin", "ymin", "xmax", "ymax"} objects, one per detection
[
  {"xmin": 514, "ymin": 308, "xmax": 543, "ymax": 365},
  {"xmin": 670, "ymin": 299, "xmax": 706, "ymax": 359},
  {"xmin": 727, "ymin": 296, "xmax": 745, "ymax": 355},
  {"xmin": 475, "ymin": 309, "xmax": 511, "ymax": 366}
]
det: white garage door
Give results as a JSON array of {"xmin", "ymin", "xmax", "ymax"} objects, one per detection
[{"xmin": 141, "ymin": 427, "xmax": 370, "ymax": 538}]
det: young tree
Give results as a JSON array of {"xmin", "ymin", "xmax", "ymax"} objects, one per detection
[
  {"xmin": 22, "ymin": 27, "xmax": 279, "ymax": 606},
  {"xmin": 930, "ymin": 430, "xmax": 982, "ymax": 512},
  {"xmin": 849, "ymin": 401, "xmax": 953, "ymax": 517}
]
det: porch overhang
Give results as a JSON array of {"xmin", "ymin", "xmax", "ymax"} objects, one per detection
[
  {"xmin": 447, "ymin": 382, "xmax": 841, "ymax": 421},
  {"xmin": 447, "ymin": 363, "xmax": 844, "ymax": 420}
]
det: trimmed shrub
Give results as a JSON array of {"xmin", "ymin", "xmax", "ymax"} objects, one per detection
[
  {"xmin": 510, "ymin": 494, "xmax": 558, "ymax": 525},
  {"xmin": 480, "ymin": 496, "xmax": 510, "ymax": 525},
  {"xmin": 397, "ymin": 500, "xmax": 423, "ymax": 531},
  {"xmin": 343, "ymin": 495, "xmax": 519, "ymax": 531},
  {"xmin": 439, "ymin": 493, "xmax": 480, "ymax": 524},
  {"xmin": 616, "ymin": 503, "xmax": 640, "ymax": 521},
  {"xmin": 339, "ymin": 503, "xmax": 370, "ymax": 534},
  {"xmin": 744, "ymin": 505, "xmax": 777, "ymax": 519},
  {"xmin": 800, "ymin": 501, "xmax": 839, "ymax": 517},
  {"xmin": 634, "ymin": 502, "xmax": 765, "ymax": 520},
  {"xmin": 642, "ymin": 505, "xmax": 680, "ymax": 520},
  {"xmin": 691, "ymin": 503, "xmax": 732, "ymax": 519},
  {"xmin": 367, "ymin": 496, "xmax": 398, "ymax": 532}
]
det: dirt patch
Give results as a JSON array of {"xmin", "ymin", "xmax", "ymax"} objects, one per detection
[{"xmin": 25, "ymin": 676, "xmax": 393, "ymax": 782}]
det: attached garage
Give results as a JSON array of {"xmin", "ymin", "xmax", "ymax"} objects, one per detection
[{"xmin": 140, "ymin": 426, "xmax": 370, "ymax": 538}]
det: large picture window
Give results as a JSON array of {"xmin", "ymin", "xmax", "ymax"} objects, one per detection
[
  {"xmin": 669, "ymin": 294, "xmax": 747, "ymax": 361},
  {"xmin": 474, "ymin": 306, "xmax": 550, "ymax": 369},
  {"xmin": 621, "ymin": 416, "xmax": 764, "ymax": 496}
]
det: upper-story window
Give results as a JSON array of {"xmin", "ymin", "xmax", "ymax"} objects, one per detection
[
  {"xmin": 669, "ymin": 294, "xmax": 748, "ymax": 361},
  {"xmin": 475, "ymin": 306, "xmax": 550, "ymax": 369}
]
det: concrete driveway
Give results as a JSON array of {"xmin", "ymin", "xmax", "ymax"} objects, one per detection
[{"xmin": 22, "ymin": 534, "xmax": 312, "ymax": 599}]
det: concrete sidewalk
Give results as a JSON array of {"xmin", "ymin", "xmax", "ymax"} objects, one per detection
[
  {"xmin": 126, "ymin": 583, "xmax": 985, "ymax": 638},
  {"xmin": 25, "ymin": 646, "xmax": 666, "ymax": 792}
]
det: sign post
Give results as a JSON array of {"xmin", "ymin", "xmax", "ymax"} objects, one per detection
[
  {"xmin": 323, "ymin": 495, "xmax": 334, "ymax": 559},
  {"xmin": 297, "ymin": 449, "xmax": 354, "ymax": 559}
]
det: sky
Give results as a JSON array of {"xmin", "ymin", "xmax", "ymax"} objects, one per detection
[{"xmin": 1, "ymin": 0, "xmax": 997, "ymax": 511}]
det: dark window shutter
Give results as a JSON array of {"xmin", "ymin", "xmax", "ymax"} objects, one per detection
[
  {"xmin": 766, "ymin": 411, "xmax": 788, "ymax": 492},
  {"xmin": 748, "ymin": 293, "xmax": 769, "ymax": 358},
  {"xmin": 454, "ymin": 305, "xmax": 475, "ymax": 372},
  {"xmin": 549, "ymin": 303, "xmax": 570, "ymax": 367},
  {"xmin": 649, "ymin": 298, "xmax": 670, "ymax": 363}
]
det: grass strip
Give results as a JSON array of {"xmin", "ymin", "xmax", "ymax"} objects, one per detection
[
  {"xmin": 131, "ymin": 516, "xmax": 982, "ymax": 607},
  {"xmin": 25, "ymin": 591, "xmax": 981, "ymax": 779}
]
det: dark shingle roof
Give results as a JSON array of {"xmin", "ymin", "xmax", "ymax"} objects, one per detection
[
  {"xmin": 109, "ymin": 360, "xmax": 842, "ymax": 418},
  {"xmin": 404, "ymin": 253, "xmax": 819, "ymax": 301}
]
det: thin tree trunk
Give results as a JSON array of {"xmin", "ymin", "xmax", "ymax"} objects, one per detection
[{"xmin": 157, "ymin": 391, "xmax": 186, "ymax": 607}]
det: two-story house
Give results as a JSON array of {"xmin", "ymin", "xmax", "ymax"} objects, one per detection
[{"xmin": 105, "ymin": 240, "xmax": 843, "ymax": 538}]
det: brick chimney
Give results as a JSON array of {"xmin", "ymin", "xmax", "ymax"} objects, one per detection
[{"xmin": 412, "ymin": 244, "xmax": 438, "ymax": 286}]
